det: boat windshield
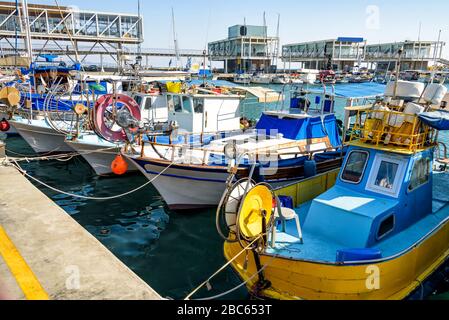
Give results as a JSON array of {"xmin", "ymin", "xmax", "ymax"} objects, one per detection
[
  {"xmin": 374, "ymin": 161, "xmax": 399, "ymax": 190},
  {"xmin": 341, "ymin": 151, "xmax": 369, "ymax": 183}
]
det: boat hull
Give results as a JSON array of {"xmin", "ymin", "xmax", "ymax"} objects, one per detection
[
  {"xmin": 128, "ymin": 156, "xmax": 342, "ymax": 210},
  {"xmin": 129, "ymin": 158, "xmax": 231, "ymax": 210},
  {"xmin": 67, "ymin": 140, "xmax": 138, "ymax": 176},
  {"xmin": 10, "ymin": 120, "xmax": 74, "ymax": 154},
  {"xmin": 224, "ymin": 170, "xmax": 449, "ymax": 300},
  {"xmin": 224, "ymin": 216, "xmax": 449, "ymax": 300}
]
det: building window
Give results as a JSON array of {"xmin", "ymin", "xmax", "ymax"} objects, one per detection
[
  {"xmin": 409, "ymin": 157, "xmax": 431, "ymax": 192},
  {"xmin": 377, "ymin": 215, "xmax": 395, "ymax": 240},
  {"xmin": 341, "ymin": 151, "xmax": 369, "ymax": 184}
]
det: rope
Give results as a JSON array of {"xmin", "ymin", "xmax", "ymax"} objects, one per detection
[
  {"xmin": 9, "ymin": 160, "xmax": 175, "ymax": 201},
  {"xmin": 6, "ymin": 146, "xmax": 119, "ymax": 163},
  {"xmin": 184, "ymin": 235, "xmax": 264, "ymax": 300},
  {"xmin": 194, "ymin": 255, "xmax": 276, "ymax": 301}
]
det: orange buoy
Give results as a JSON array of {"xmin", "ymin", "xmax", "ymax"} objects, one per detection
[
  {"xmin": 111, "ymin": 154, "xmax": 128, "ymax": 175},
  {"xmin": 0, "ymin": 118, "xmax": 10, "ymax": 132}
]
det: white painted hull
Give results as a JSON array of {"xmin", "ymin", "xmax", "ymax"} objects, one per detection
[
  {"xmin": 67, "ymin": 140, "xmax": 138, "ymax": 176},
  {"xmin": 251, "ymin": 78, "xmax": 272, "ymax": 84},
  {"xmin": 10, "ymin": 120, "xmax": 74, "ymax": 154},
  {"xmin": 128, "ymin": 157, "xmax": 229, "ymax": 210}
]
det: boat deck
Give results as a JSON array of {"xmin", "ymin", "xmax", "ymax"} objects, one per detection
[{"xmin": 267, "ymin": 171, "xmax": 449, "ymax": 264}]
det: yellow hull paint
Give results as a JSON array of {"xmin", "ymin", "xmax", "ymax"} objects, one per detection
[
  {"xmin": 224, "ymin": 217, "xmax": 449, "ymax": 300},
  {"xmin": 224, "ymin": 170, "xmax": 449, "ymax": 300}
]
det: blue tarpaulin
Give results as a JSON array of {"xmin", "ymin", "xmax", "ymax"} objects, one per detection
[
  {"xmin": 310, "ymin": 82, "xmax": 386, "ymax": 98},
  {"xmin": 256, "ymin": 113, "xmax": 341, "ymax": 146},
  {"xmin": 419, "ymin": 110, "xmax": 449, "ymax": 131}
]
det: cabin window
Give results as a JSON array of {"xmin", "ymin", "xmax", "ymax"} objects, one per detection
[
  {"xmin": 374, "ymin": 161, "xmax": 399, "ymax": 190},
  {"xmin": 341, "ymin": 151, "xmax": 369, "ymax": 184},
  {"xmin": 193, "ymin": 98, "xmax": 204, "ymax": 114},
  {"xmin": 134, "ymin": 95, "xmax": 142, "ymax": 107},
  {"xmin": 144, "ymin": 98, "xmax": 152, "ymax": 110},
  {"xmin": 173, "ymin": 95, "xmax": 183, "ymax": 112},
  {"xmin": 167, "ymin": 95, "xmax": 174, "ymax": 112},
  {"xmin": 409, "ymin": 157, "xmax": 431, "ymax": 192},
  {"xmin": 182, "ymin": 96, "xmax": 193, "ymax": 113},
  {"xmin": 377, "ymin": 214, "xmax": 395, "ymax": 240}
]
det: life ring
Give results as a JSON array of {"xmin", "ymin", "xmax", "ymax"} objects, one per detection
[{"xmin": 94, "ymin": 94, "xmax": 141, "ymax": 143}]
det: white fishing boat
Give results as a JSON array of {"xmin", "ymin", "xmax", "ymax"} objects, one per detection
[
  {"xmin": 251, "ymin": 74, "xmax": 272, "ymax": 84},
  {"xmin": 10, "ymin": 117, "xmax": 75, "ymax": 153},
  {"xmin": 297, "ymin": 69, "xmax": 319, "ymax": 85},
  {"xmin": 121, "ymin": 87, "xmax": 369, "ymax": 210},
  {"xmin": 233, "ymin": 74, "xmax": 252, "ymax": 85},
  {"xmin": 271, "ymin": 75, "xmax": 290, "ymax": 84},
  {"xmin": 65, "ymin": 92, "xmax": 168, "ymax": 176}
]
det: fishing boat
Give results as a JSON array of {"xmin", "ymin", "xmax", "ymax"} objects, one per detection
[
  {"xmin": 218, "ymin": 81, "xmax": 449, "ymax": 300},
  {"xmin": 271, "ymin": 75, "xmax": 289, "ymax": 85},
  {"xmin": 65, "ymin": 91, "xmax": 169, "ymax": 176},
  {"xmin": 119, "ymin": 84, "xmax": 382, "ymax": 210},
  {"xmin": 233, "ymin": 74, "xmax": 252, "ymax": 85},
  {"xmin": 251, "ymin": 73, "xmax": 272, "ymax": 84}
]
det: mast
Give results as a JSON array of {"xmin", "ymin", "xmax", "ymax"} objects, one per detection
[
  {"xmin": 263, "ymin": 11, "xmax": 267, "ymax": 73},
  {"xmin": 275, "ymin": 13, "xmax": 280, "ymax": 71},
  {"xmin": 171, "ymin": 8, "xmax": 180, "ymax": 70},
  {"xmin": 431, "ymin": 29, "xmax": 442, "ymax": 83},
  {"xmin": 20, "ymin": 0, "xmax": 33, "ymax": 63}
]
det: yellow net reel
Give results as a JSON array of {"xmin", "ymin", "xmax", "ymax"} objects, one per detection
[
  {"xmin": 237, "ymin": 184, "xmax": 274, "ymax": 242},
  {"xmin": 0, "ymin": 87, "xmax": 20, "ymax": 107}
]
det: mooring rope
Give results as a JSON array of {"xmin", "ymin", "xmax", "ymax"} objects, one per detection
[
  {"xmin": 9, "ymin": 160, "xmax": 175, "ymax": 201},
  {"xmin": 184, "ymin": 234, "xmax": 267, "ymax": 300},
  {"xmin": 6, "ymin": 146, "xmax": 119, "ymax": 163}
]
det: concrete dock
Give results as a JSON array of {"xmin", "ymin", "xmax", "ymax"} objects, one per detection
[{"xmin": 0, "ymin": 158, "xmax": 162, "ymax": 300}]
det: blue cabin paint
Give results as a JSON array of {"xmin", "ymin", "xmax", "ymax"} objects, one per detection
[{"xmin": 304, "ymin": 145, "xmax": 434, "ymax": 250}]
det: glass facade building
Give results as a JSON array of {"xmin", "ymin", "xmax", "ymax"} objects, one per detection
[
  {"xmin": 208, "ymin": 25, "xmax": 279, "ymax": 73},
  {"xmin": 282, "ymin": 38, "xmax": 366, "ymax": 71}
]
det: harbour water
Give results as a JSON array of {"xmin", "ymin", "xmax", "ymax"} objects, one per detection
[{"xmin": 6, "ymin": 83, "xmax": 449, "ymax": 300}]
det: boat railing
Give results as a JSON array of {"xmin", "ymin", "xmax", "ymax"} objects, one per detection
[
  {"xmin": 347, "ymin": 107, "xmax": 437, "ymax": 152},
  {"xmin": 138, "ymin": 132, "xmax": 334, "ymax": 166},
  {"xmin": 436, "ymin": 141, "xmax": 448, "ymax": 160}
]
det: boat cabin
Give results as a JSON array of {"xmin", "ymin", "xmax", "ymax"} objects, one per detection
[
  {"xmin": 132, "ymin": 92, "xmax": 168, "ymax": 124},
  {"xmin": 270, "ymin": 81, "xmax": 449, "ymax": 264},
  {"xmin": 306, "ymin": 145, "xmax": 434, "ymax": 252},
  {"xmin": 165, "ymin": 92, "xmax": 243, "ymax": 133}
]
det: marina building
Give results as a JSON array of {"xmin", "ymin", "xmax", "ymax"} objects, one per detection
[
  {"xmin": 0, "ymin": 1, "xmax": 143, "ymax": 68},
  {"xmin": 281, "ymin": 37, "xmax": 366, "ymax": 71},
  {"xmin": 208, "ymin": 24, "xmax": 279, "ymax": 73},
  {"xmin": 365, "ymin": 40, "xmax": 446, "ymax": 71}
]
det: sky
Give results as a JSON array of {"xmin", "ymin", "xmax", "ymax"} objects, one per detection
[{"xmin": 33, "ymin": 0, "xmax": 449, "ymax": 66}]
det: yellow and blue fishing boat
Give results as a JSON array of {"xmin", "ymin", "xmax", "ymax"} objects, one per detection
[{"xmin": 218, "ymin": 81, "xmax": 449, "ymax": 300}]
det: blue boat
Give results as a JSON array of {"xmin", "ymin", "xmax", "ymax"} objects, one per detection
[{"xmin": 220, "ymin": 81, "xmax": 449, "ymax": 300}]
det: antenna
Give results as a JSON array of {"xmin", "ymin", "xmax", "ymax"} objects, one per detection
[{"xmin": 137, "ymin": 0, "xmax": 142, "ymax": 55}]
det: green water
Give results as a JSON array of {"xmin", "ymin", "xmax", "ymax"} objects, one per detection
[{"xmin": 5, "ymin": 83, "xmax": 449, "ymax": 300}]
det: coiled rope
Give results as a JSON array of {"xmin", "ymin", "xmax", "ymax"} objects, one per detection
[{"xmin": 9, "ymin": 160, "xmax": 174, "ymax": 201}]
